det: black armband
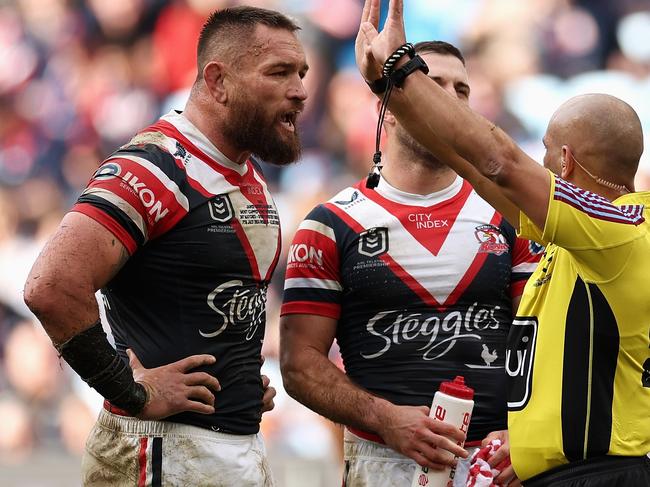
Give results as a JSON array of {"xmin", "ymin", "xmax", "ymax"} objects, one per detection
[
  {"xmin": 389, "ymin": 55, "xmax": 429, "ymax": 87},
  {"xmin": 56, "ymin": 321, "xmax": 147, "ymax": 416}
]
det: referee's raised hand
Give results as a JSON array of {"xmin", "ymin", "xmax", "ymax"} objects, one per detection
[
  {"xmin": 127, "ymin": 349, "xmax": 221, "ymax": 420},
  {"xmin": 356, "ymin": 0, "xmax": 407, "ymax": 80}
]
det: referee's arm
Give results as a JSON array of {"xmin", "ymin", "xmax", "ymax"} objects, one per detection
[{"xmin": 386, "ymin": 70, "xmax": 551, "ymax": 230}]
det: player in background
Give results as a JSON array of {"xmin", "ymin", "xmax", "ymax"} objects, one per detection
[{"xmin": 280, "ymin": 40, "xmax": 540, "ymax": 487}]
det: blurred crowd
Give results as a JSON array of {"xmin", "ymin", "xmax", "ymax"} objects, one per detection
[{"xmin": 2, "ymin": 0, "xmax": 650, "ymax": 483}]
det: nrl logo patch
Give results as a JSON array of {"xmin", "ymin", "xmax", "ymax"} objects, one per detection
[
  {"xmin": 475, "ymin": 224, "xmax": 509, "ymax": 255},
  {"xmin": 208, "ymin": 194, "xmax": 234, "ymax": 223},
  {"xmin": 358, "ymin": 227, "xmax": 389, "ymax": 257}
]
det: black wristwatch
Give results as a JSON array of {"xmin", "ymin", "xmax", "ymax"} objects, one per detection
[
  {"xmin": 366, "ymin": 77, "xmax": 389, "ymax": 94},
  {"xmin": 389, "ymin": 55, "xmax": 429, "ymax": 87}
]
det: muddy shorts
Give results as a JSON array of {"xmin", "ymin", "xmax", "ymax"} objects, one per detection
[
  {"xmin": 342, "ymin": 429, "xmax": 477, "ymax": 487},
  {"xmin": 81, "ymin": 408, "xmax": 275, "ymax": 487}
]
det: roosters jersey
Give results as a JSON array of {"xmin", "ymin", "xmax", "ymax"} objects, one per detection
[
  {"xmin": 71, "ymin": 110, "xmax": 281, "ymax": 435},
  {"xmin": 281, "ymin": 176, "xmax": 541, "ymax": 441},
  {"xmin": 509, "ymin": 173, "xmax": 650, "ymax": 480}
]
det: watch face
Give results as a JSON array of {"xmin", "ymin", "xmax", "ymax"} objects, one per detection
[{"xmin": 390, "ymin": 55, "xmax": 429, "ymax": 87}]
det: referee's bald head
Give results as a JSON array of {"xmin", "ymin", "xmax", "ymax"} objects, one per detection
[{"xmin": 549, "ymin": 94, "xmax": 643, "ymax": 185}]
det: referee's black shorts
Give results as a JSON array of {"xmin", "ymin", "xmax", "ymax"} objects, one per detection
[{"xmin": 524, "ymin": 454, "xmax": 650, "ymax": 487}]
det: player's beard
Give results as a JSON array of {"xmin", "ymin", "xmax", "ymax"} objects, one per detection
[
  {"xmin": 223, "ymin": 92, "xmax": 302, "ymax": 166},
  {"xmin": 394, "ymin": 123, "xmax": 446, "ymax": 171}
]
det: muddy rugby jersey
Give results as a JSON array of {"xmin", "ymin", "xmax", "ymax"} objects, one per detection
[{"xmin": 72, "ymin": 111, "xmax": 281, "ymax": 434}]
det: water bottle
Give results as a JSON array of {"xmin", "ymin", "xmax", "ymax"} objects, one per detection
[{"xmin": 411, "ymin": 376, "xmax": 474, "ymax": 487}]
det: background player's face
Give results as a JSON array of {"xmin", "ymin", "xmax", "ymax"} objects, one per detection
[
  {"xmin": 223, "ymin": 25, "xmax": 308, "ymax": 165},
  {"xmin": 393, "ymin": 52, "xmax": 470, "ymax": 169}
]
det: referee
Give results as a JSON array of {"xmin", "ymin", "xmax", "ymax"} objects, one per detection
[{"xmin": 354, "ymin": 0, "xmax": 650, "ymax": 485}]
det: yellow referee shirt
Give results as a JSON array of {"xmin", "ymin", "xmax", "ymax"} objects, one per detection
[{"xmin": 508, "ymin": 172, "xmax": 650, "ymax": 480}]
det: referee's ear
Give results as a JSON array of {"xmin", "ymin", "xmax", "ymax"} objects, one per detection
[{"xmin": 560, "ymin": 145, "xmax": 574, "ymax": 179}]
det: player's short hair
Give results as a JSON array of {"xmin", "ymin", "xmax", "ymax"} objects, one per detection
[
  {"xmin": 197, "ymin": 6, "xmax": 300, "ymax": 74},
  {"xmin": 414, "ymin": 41, "xmax": 465, "ymax": 66}
]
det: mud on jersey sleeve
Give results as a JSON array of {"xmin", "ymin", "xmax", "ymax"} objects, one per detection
[
  {"xmin": 71, "ymin": 145, "xmax": 190, "ymax": 254},
  {"xmin": 281, "ymin": 205, "xmax": 342, "ymax": 319},
  {"xmin": 519, "ymin": 172, "xmax": 645, "ymax": 281}
]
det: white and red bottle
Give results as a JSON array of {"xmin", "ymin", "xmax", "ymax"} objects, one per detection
[{"xmin": 411, "ymin": 376, "xmax": 474, "ymax": 487}]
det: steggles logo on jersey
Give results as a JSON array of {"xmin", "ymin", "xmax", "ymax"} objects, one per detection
[
  {"xmin": 358, "ymin": 227, "xmax": 389, "ymax": 257},
  {"xmin": 200, "ymin": 280, "xmax": 267, "ymax": 341},
  {"xmin": 360, "ymin": 303, "xmax": 501, "ymax": 361},
  {"xmin": 475, "ymin": 224, "xmax": 509, "ymax": 255},
  {"xmin": 506, "ymin": 317, "xmax": 538, "ymax": 411},
  {"xmin": 93, "ymin": 162, "xmax": 121, "ymax": 180},
  {"xmin": 208, "ymin": 194, "xmax": 234, "ymax": 223}
]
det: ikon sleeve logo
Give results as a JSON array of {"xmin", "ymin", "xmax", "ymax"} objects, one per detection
[
  {"xmin": 287, "ymin": 244, "xmax": 323, "ymax": 266},
  {"xmin": 358, "ymin": 227, "xmax": 389, "ymax": 257},
  {"xmin": 208, "ymin": 194, "xmax": 234, "ymax": 223}
]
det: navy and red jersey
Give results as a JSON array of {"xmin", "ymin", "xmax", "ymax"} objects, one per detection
[
  {"xmin": 72, "ymin": 111, "xmax": 281, "ymax": 435},
  {"xmin": 281, "ymin": 176, "xmax": 541, "ymax": 441}
]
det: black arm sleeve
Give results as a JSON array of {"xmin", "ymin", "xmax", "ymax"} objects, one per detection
[{"xmin": 56, "ymin": 320, "xmax": 147, "ymax": 415}]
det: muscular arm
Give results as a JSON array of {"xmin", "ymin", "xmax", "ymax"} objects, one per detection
[
  {"xmin": 446, "ymin": 149, "xmax": 521, "ymax": 229},
  {"xmin": 24, "ymin": 211, "xmax": 128, "ymax": 344},
  {"xmin": 280, "ymin": 314, "xmax": 467, "ymax": 468},
  {"xmin": 280, "ymin": 314, "xmax": 390, "ymax": 431},
  {"xmin": 388, "ymin": 73, "xmax": 549, "ymax": 229},
  {"xmin": 24, "ymin": 211, "xmax": 220, "ymax": 419}
]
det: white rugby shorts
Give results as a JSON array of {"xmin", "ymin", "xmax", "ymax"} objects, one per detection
[
  {"xmin": 343, "ymin": 428, "xmax": 477, "ymax": 487},
  {"xmin": 81, "ymin": 408, "xmax": 275, "ymax": 486}
]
